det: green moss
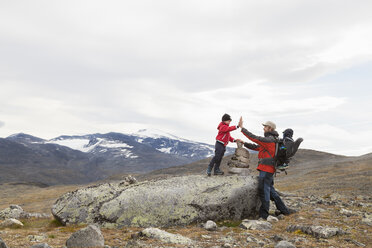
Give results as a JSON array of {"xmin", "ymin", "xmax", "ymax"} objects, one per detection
[
  {"xmin": 323, "ymin": 194, "xmax": 331, "ymax": 199},
  {"xmin": 49, "ymin": 218, "xmax": 64, "ymax": 227},
  {"xmin": 294, "ymin": 229, "xmax": 306, "ymax": 235},
  {"xmin": 218, "ymin": 220, "xmax": 242, "ymax": 227}
]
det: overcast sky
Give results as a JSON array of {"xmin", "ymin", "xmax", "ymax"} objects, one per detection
[{"xmin": 1, "ymin": 0, "xmax": 372, "ymax": 156}]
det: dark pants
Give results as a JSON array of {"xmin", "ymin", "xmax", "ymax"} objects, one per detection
[
  {"xmin": 258, "ymin": 170, "xmax": 289, "ymax": 219},
  {"xmin": 207, "ymin": 141, "xmax": 226, "ymax": 173}
]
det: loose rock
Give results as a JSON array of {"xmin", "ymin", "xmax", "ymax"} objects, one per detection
[
  {"xmin": 124, "ymin": 240, "xmax": 143, "ymax": 248},
  {"xmin": 28, "ymin": 213, "xmax": 52, "ymax": 219},
  {"xmin": 0, "ymin": 205, "xmax": 28, "ymax": 220},
  {"xmin": 27, "ymin": 234, "xmax": 46, "ymax": 242},
  {"xmin": 119, "ymin": 176, "xmax": 137, "ymax": 186},
  {"xmin": 139, "ymin": 227, "xmax": 193, "ymax": 245},
  {"xmin": 0, "ymin": 218, "xmax": 24, "ymax": 228},
  {"xmin": 275, "ymin": 240, "xmax": 296, "ymax": 248},
  {"xmin": 271, "ymin": 235, "xmax": 284, "ymax": 242},
  {"xmin": 65, "ymin": 224, "xmax": 104, "ymax": 248},
  {"xmin": 30, "ymin": 244, "xmax": 51, "ymax": 248},
  {"xmin": 329, "ymin": 193, "xmax": 343, "ymax": 201},
  {"xmin": 361, "ymin": 215, "xmax": 372, "ymax": 226},
  {"xmin": 277, "ymin": 214, "xmax": 285, "ymax": 220},
  {"xmin": 314, "ymin": 208, "xmax": 326, "ymax": 213},
  {"xmin": 344, "ymin": 238, "xmax": 366, "ymax": 247},
  {"xmin": 0, "ymin": 237, "xmax": 8, "ymax": 248},
  {"xmin": 286, "ymin": 224, "xmax": 344, "ymax": 238},
  {"xmin": 340, "ymin": 208, "xmax": 355, "ymax": 217},
  {"xmin": 267, "ymin": 215, "xmax": 279, "ymax": 223},
  {"xmin": 0, "ymin": 205, "xmax": 49, "ymax": 220},
  {"xmin": 204, "ymin": 220, "xmax": 217, "ymax": 231},
  {"xmin": 240, "ymin": 219, "xmax": 272, "ymax": 230}
]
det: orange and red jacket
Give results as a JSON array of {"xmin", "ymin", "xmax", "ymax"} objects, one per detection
[
  {"xmin": 241, "ymin": 128, "xmax": 279, "ymax": 174},
  {"xmin": 216, "ymin": 122, "xmax": 238, "ymax": 146}
]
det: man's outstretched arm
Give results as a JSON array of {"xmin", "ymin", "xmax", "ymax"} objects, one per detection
[
  {"xmin": 241, "ymin": 128, "xmax": 272, "ymax": 149},
  {"xmin": 244, "ymin": 142, "xmax": 259, "ymax": 151}
]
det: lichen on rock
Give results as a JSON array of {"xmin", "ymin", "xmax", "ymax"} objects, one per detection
[{"xmin": 52, "ymin": 175, "xmax": 259, "ymax": 227}]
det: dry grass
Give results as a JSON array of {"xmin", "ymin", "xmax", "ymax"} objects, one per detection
[
  {"xmin": 0, "ymin": 183, "xmax": 82, "ymax": 213},
  {"xmin": 0, "ymin": 204, "xmax": 371, "ymax": 247},
  {"xmin": 0, "ymin": 152, "xmax": 371, "ymax": 247}
]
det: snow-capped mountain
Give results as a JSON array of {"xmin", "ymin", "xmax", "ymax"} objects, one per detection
[
  {"xmin": 130, "ymin": 128, "xmax": 228, "ymax": 160},
  {"xmin": 44, "ymin": 129, "xmax": 233, "ymax": 161},
  {"xmin": 1, "ymin": 130, "xmax": 234, "ymax": 185}
]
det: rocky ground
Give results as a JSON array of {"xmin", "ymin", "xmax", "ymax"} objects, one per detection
[
  {"xmin": 0, "ymin": 149, "xmax": 371, "ymax": 247},
  {"xmin": 0, "ymin": 185, "xmax": 371, "ymax": 247}
]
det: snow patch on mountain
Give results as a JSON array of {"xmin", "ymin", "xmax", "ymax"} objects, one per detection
[
  {"xmin": 132, "ymin": 128, "xmax": 192, "ymax": 142},
  {"xmin": 47, "ymin": 138, "xmax": 92, "ymax": 152},
  {"xmin": 157, "ymin": 147, "xmax": 172, "ymax": 154},
  {"xmin": 98, "ymin": 139, "xmax": 133, "ymax": 149},
  {"xmin": 47, "ymin": 137, "xmax": 135, "ymax": 158}
]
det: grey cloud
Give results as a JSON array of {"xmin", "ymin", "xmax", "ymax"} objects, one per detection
[
  {"xmin": 0, "ymin": 1, "xmax": 371, "ymax": 155},
  {"xmin": 1, "ymin": 0, "xmax": 371, "ymax": 95}
]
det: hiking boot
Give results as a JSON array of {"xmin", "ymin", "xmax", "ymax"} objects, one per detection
[
  {"xmin": 214, "ymin": 171, "xmax": 224, "ymax": 175},
  {"xmin": 206, "ymin": 170, "xmax": 211, "ymax": 177},
  {"xmin": 274, "ymin": 210, "xmax": 282, "ymax": 216},
  {"xmin": 282, "ymin": 208, "xmax": 298, "ymax": 216}
]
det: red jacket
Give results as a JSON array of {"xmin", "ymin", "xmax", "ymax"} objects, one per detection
[
  {"xmin": 216, "ymin": 122, "xmax": 237, "ymax": 146},
  {"xmin": 241, "ymin": 128, "xmax": 279, "ymax": 174}
]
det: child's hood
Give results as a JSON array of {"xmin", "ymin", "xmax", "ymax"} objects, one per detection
[{"xmin": 217, "ymin": 122, "xmax": 228, "ymax": 129}]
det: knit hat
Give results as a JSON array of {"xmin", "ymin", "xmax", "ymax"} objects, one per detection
[
  {"xmin": 283, "ymin": 128, "xmax": 294, "ymax": 138},
  {"xmin": 222, "ymin": 114, "xmax": 232, "ymax": 122},
  {"xmin": 262, "ymin": 121, "xmax": 276, "ymax": 130}
]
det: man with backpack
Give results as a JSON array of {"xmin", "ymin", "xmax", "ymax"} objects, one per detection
[{"xmin": 239, "ymin": 118, "xmax": 296, "ymax": 220}]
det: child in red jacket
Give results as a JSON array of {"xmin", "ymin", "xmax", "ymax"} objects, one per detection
[{"xmin": 206, "ymin": 114, "xmax": 242, "ymax": 176}]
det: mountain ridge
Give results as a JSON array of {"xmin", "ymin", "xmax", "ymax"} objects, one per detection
[{"xmin": 0, "ymin": 129, "xmax": 234, "ymax": 185}]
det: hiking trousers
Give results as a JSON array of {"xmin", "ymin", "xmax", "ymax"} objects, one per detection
[
  {"xmin": 258, "ymin": 170, "xmax": 289, "ymax": 219},
  {"xmin": 207, "ymin": 141, "xmax": 226, "ymax": 173}
]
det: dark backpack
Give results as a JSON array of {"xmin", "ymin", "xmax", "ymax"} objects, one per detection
[{"xmin": 275, "ymin": 136, "xmax": 304, "ymax": 168}]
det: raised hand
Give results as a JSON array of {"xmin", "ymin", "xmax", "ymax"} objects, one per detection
[{"xmin": 238, "ymin": 116, "xmax": 243, "ymax": 128}]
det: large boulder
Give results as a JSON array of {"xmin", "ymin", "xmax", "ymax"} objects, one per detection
[{"xmin": 52, "ymin": 175, "xmax": 259, "ymax": 227}]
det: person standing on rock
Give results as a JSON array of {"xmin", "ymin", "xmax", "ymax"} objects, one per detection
[
  {"xmin": 239, "ymin": 118, "xmax": 295, "ymax": 219},
  {"xmin": 206, "ymin": 114, "xmax": 243, "ymax": 176}
]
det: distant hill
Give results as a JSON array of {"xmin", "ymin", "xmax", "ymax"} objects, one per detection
[
  {"xmin": 106, "ymin": 148, "xmax": 362, "ymax": 182},
  {"xmin": 107, "ymin": 148, "xmax": 370, "ymax": 197},
  {"xmin": 0, "ymin": 130, "xmax": 234, "ymax": 185}
]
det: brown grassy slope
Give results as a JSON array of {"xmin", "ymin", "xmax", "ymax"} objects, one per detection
[
  {"xmin": 0, "ymin": 149, "xmax": 371, "ymax": 248},
  {"xmin": 0, "ymin": 149, "xmax": 370, "ymax": 214}
]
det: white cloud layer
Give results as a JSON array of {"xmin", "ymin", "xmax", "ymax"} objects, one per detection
[{"xmin": 1, "ymin": 0, "xmax": 372, "ymax": 156}]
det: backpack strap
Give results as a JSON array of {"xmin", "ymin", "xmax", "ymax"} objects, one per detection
[{"xmin": 259, "ymin": 137, "xmax": 278, "ymax": 167}]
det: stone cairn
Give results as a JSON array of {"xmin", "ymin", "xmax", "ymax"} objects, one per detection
[{"xmin": 227, "ymin": 142, "xmax": 251, "ymax": 175}]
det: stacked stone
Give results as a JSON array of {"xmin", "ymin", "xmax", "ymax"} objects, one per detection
[{"xmin": 227, "ymin": 142, "xmax": 250, "ymax": 175}]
